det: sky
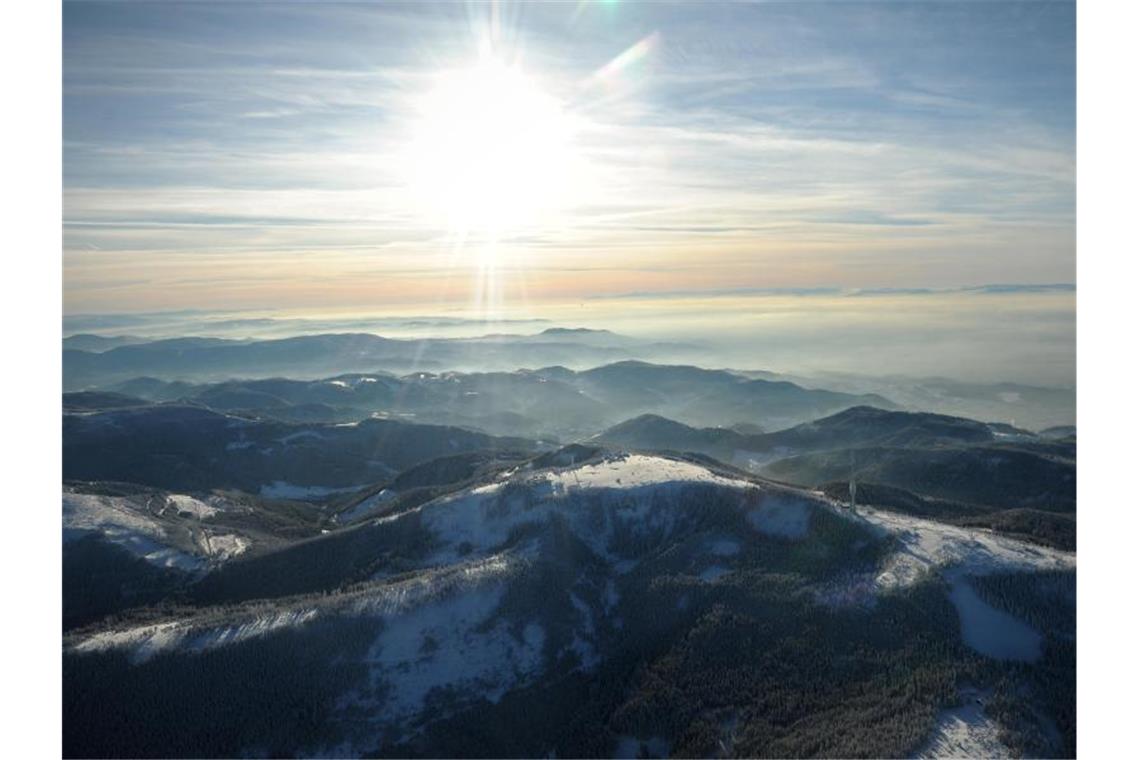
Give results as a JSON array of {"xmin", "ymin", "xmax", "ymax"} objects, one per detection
[{"xmin": 63, "ymin": 0, "xmax": 1075, "ymax": 319}]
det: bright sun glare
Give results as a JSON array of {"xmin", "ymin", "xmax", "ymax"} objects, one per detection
[{"xmin": 409, "ymin": 56, "xmax": 578, "ymax": 236}]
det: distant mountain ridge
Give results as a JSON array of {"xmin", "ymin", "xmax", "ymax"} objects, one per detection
[
  {"xmin": 62, "ymin": 334, "xmax": 149, "ymax": 352},
  {"xmin": 76, "ymin": 360, "xmax": 897, "ymax": 437},
  {"xmin": 734, "ymin": 368, "xmax": 1075, "ymax": 430},
  {"xmin": 63, "ymin": 404, "xmax": 538, "ymax": 494},
  {"xmin": 596, "ymin": 405, "xmax": 992, "ymax": 461},
  {"xmin": 62, "ymin": 330, "xmax": 691, "ymax": 389}
]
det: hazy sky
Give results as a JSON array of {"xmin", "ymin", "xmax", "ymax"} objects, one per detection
[{"xmin": 64, "ymin": 1, "xmax": 1075, "ymax": 316}]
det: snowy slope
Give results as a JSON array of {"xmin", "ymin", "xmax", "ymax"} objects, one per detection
[
  {"xmin": 66, "ymin": 452, "xmax": 1076, "ymax": 750},
  {"xmin": 916, "ymin": 699, "xmax": 1012, "ymax": 759},
  {"xmin": 64, "ymin": 493, "xmax": 204, "ymax": 570},
  {"xmin": 64, "ymin": 491, "xmax": 254, "ymax": 570},
  {"xmin": 816, "ymin": 496, "xmax": 1074, "ymax": 662},
  {"xmin": 334, "ymin": 488, "xmax": 395, "ymax": 523},
  {"xmin": 848, "ymin": 506, "xmax": 1073, "ymax": 590}
]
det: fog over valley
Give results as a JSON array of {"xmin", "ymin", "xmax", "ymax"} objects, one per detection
[
  {"xmin": 64, "ymin": 286, "xmax": 1075, "ymax": 430},
  {"xmin": 64, "ymin": 287, "xmax": 1076, "ymax": 389}
]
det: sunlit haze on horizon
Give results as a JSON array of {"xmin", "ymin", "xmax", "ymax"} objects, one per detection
[{"xmin": 63, "ymin": 1, "xmax": 1075, "ymax": 385}]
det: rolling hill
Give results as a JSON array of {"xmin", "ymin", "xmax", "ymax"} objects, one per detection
[
  {"xmin": 64, "ymin": 450, "xmax": 1075, "ymax": 758},
  {"xmin": 63, "ymin": 404, "xmax": 538, "ymax": 494},
  {"xmin": 85, "ymin": 361, "xmax": 897, "ymax": 438}
]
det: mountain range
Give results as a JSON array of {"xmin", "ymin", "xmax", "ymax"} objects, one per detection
[
  {"xmin": 67, "ymin": 358, "xmax": 896, "ymax": 438},
  {"xmin": 62, "ymin": 330, "xmax": 696, "ymax": 389},
  {"xmin": 63, "ymin": 449, "xmax": 1075, "ymax": 758},
  {"xmin": 60, "ymin": 329, "xmax": 1077, "ymax": 759}
]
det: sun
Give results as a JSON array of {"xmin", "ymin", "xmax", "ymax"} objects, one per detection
[{"xmin": 407, "ymin": 56, "xmax": 578, "ymax": 236}]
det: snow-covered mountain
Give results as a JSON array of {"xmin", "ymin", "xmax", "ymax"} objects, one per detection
[
  {"xmin": 62, "ymin": 483, "xmax": 328, "ymax": 630},
  {"xmin": 64, "ymin": 451, "xmax": 1075, "ymax": 758}
]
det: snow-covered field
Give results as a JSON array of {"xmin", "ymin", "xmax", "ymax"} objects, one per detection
[
  {"xmin": 165, "ymin": 493, "xmax": 219, "ymax": 519},
  {"xmin": 198, "ymin": 531, "xmax": 250, "ymax": 561},
  {"xmin": 541, "ymin": 454, "xmax": 749, "ymax": 491},
  {"xmin": 63, "ymin": 493, "xmax": 202, "ymax": 571},
  {"xmin": 64, "ymin": 491, "xmax": 254, "ymax": 569},
  {"xmin": 356, "ymin": 584, "xmax": 546, "ymax": 721},
  {"xmin": 820, "ymin": 499, "xmax": 1074, "ymax": 661},
  {"xmin": 945, "ymin": 571, "xmax": 1042, "ymax": 661},
  {"xmin": 849, "ymin": 506, "xmax": 1074, "ymax": 591}
]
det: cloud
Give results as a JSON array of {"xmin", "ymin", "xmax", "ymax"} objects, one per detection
[
  {"xmin": 63, "ymin": 1, "xmax": 1075, "ymax": 313},
  {"xmin": 593, "ymin": 284, "xmax": 1075, "ymax": 302}
]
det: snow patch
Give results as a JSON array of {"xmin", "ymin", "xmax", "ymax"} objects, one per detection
[
  {"xmin": 543, "ymin": 453, "xmax": 749, "ymax": 492},
  {"xmin": 699, "ymin": 565, "xmax": 731, "ymax": 582},
  {"xmin": 565, "ymin": 591, "xmax": 601, "ymax": 669},
  {"xmin": 63, "ymin": 493, "xmax": 202, "ymax": 571},
  {"xmin": 74, "ymin": 621, "xmax": 188, "ymax": 663},
  {"xmin": 186, "ymin": 609, "xmax": 320, "ymax": 653},
  {"xmin": 167, "ymin": 494, "xmax": 219, "ymax": 519},
  {"xmin": 603, "ymin": 579, "xmax": 621, "ymax": 613},
  {"xmin": 851, "ymin": 508, "xmax": 1074, "ymax": 593},
  {"xmin": 817, "ymin": 499, "xmax": 1072, "ymax": 660},
  {"xmin": 72, "ymin": 553, "xmax": 521, "ymax": 667},
  {"xmin": 198, "ymin": 531, "xmax": 250, "ymax": 560},
  {"xmin": 336, "ymin": 490, "xmax": 395, "ymax": 523},
  {"xmin": 946, "ymin": 572, "xmax": 1042, "ymax": 661},
  {"xmin": 414, "ymin": 455, "xmax": 756, "ymax": 566},
  {"xmin": 916, "ymin": 698, "xmax": 1011, "ymax": 758},
  {"xmin": 75, "ymin": 608, "xmax": 321, "ymax": 664},
  {"xmin": 362, "ymin": 585, "xmax": 546, "ymax": 722}
]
